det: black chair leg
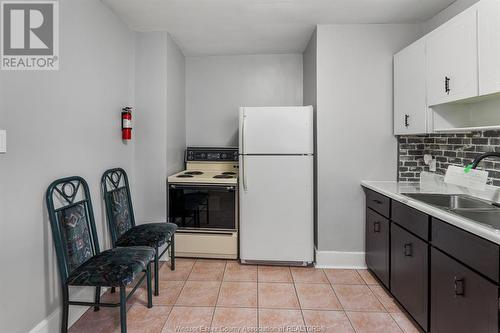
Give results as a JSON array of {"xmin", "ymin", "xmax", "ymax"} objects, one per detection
[
  {"xmin": 119, "ymin": 286, "xmax": 127, "ymax": 333},
  {"xmin": 154, "ymin": 247, "xmax": 159, "ymax": 296},
  {"xmin": 170, "ymin": 235, "xmax": 175, "ymax": 271},
  {"xmin": 111, "ymin": 287, "xmax": 116, "ymax": 294},
  {"xmin": 94, "ymin": 286, "xmax": 101, "ymax": 311},
  {"xmin": 146, "ymin": 264, "xmax": 153, "ymax": 308},
  {"xmin": 61, "ymin": 285, "xmax": 69, "ymax": 333}
]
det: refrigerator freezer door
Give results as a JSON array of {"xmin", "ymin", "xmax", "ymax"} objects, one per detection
[
  {"xmin": 239, "ymin": 155, "xmax": 314, "ymax": 263},
  {"xmin": 239, "ymin": 106, "xmax": 314, "ymax": 155}
]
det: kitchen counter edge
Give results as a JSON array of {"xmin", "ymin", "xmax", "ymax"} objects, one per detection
[{"xmin": 361, "ymin": 180, "xmax": 500, "ymax": 245}]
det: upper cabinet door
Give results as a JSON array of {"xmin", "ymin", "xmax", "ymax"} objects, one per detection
[
  {"xmin": 478, "ymin": 0, "xmax": 500, "ymax": 96},
  {"xmin": 394, "ymin": 39, "xmax": 428, "ymax": 135},
  {"xmin": 426, "ymin": 8, "xmax": 478, "ymax": 106}
]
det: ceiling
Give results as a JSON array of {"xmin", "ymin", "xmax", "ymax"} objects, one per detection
[{"xmin": 103, "ymin": 0, "xmax": 456, "ymax": 56}]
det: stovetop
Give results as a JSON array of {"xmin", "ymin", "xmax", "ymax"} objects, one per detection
[
  {"xmin": 168, "ymin": 147, "xmax": 239, "ymax": 185},
  {"xmin": 167, "ymin": 169, "xmax": 238, "ymax": 185}
]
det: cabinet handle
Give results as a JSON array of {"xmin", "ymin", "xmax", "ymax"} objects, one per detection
[
  {"xmin": 403, "ymin": 243, "xmax": 413, "ymax": 257},
  {"xmin": 373, "ymin": 222, "xmax": 381, "ymax": 233},
  {"xmin": 445, "ymin": 76, "xmax": 451, "ymax": 94},
  {"xmin": 372, "ymin": 199, "xmax": 383, "ymax": 205},
  {"xmin": 404, "ymin": 114, "xmax": 410, "ymax": 128},
  {"xmin": 454, "ymin": 277, "xmax": 465, "ymax": 296}
]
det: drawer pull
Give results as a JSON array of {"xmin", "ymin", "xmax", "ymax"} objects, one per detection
[
  {"xmin": 454, "ymin": 277, "xmax": 465, "ymax": 296},
  {"xmin": 403, "ymin": 243, "xmax": 413, "ymax": 257},
  {"xmin": 373, "ymin": 222, "xmax": 381, "ymax": 233},
  {"xmin": 372, "ymin": 199, "xmax": 383, "ymax": 205}
]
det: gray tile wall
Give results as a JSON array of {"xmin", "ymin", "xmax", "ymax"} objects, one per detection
[{"xmin": 398, "ymin": 130, "xmax": 500, "ymax": 186}]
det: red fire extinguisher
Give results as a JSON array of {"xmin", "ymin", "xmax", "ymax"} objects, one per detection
[{"xmin": 122, "ymin": 107, "xmax": 133, "ymax": 140}]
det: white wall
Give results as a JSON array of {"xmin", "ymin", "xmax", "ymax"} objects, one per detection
[
  {"xmin": 134, "ymin": 32, "xmax": 186, "ymax": 224},
  {"xmin": 423, "ymin": 0, "xmax": 480, "ymax": 34},
  {"xmin": 186, "ymin": 54, "xmax": 303, "ymax": 147},
  {"xmin": 315, "ymin": 24, "xmax": 421, "ymax": 257},
  {"xmin": 0, "ymin": 1, "xmax": 135, "ymax": 332}
]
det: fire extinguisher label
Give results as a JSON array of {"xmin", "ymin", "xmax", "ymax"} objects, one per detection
[{"xmin": 122, "ymin": 119, "xmax": 132, "ymax": 128}]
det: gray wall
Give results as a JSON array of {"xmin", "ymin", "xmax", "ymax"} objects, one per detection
[
  {"xmin": 302, "ymin": 29, "xmax": 318, "ymax": 247},
  {"xmin": 166, "ymin": 34, "xmax": 187, "ymax": 176},
  {"xmin": 134, "ymin": 32, "xmax": 186, "ymax": 224},
  {"xmin": 0, "ymin": 1, "xmax": 135, "ymax": 332},
  {"xmin": 316, "ymin": 24, "xmax": 421, "ymax": 253},
  {"xmin": 134, "ymin": 32, "xmax": 168, "ymax": 223},
  {"xmin": 185, "ymin": 54, "xmax": 303, "ymax": 147}
]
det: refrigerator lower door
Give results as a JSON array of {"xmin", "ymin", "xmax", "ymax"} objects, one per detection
[{"xmin": 239, "ymin": 155, "xmax": 314, "ymax": 263}]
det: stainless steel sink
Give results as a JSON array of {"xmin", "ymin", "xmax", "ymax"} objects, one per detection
[
  {"xmin": 402, "ymin": 193, "xmax": 495, "ymax": 210},
  {"xmin": 402, "ymin": 193, "xmax": 500, "ymax": 231},
  {"xmin": 451, "ymin": 210, "xmax": 500, "ymax": 230}
]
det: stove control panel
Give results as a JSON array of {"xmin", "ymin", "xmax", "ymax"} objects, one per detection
[{"xmin": 186, "ymin": 147, "xmax": 239, "ymax": 162}]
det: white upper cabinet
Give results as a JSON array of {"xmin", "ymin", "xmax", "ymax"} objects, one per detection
[
  {"xmin": 478, "ymin": 0, "xmax": 500, "ymax": 96},
  {"xmin": 394, "ymin": 39, "xmax": 428, "ymax": 135},
  {"xmin": 426, "ymin": 8, "xmax": 478, "ymax": 106}
]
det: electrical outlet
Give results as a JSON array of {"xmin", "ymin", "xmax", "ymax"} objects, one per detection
[{"xmin": 0, "ymin": 130, "xmax": 6, "ymax": 153}]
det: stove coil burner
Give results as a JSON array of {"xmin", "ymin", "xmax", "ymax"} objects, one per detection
[
  {"xmin": 184, "ymin": 171, "xmax": 204, "ymax": 175},
  {"xmin": 222, "ymin": 172, "xmax": 237, "ymax": 175},
  {"xmin": 214, "ymin": 174, "xmax": 234, "ymax": 179},
  {"xmin": 177, "ymin": 174, "xmax": 194, "ymax": 178}
]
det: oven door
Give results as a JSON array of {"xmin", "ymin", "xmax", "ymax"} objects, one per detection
[{"xmin": 168, "ymin": 184, "xmax": 237, "ymax": 231}]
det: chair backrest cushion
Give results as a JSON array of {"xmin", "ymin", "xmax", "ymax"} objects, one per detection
[
  {"xmin": 110, "ymin": 187, "xmax": 133, "ymax": 238},
  {"xmin": 58, "ymin": 203, "xmax": 93, "ymax": 273}
]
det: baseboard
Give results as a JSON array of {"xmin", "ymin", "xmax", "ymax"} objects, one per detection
[
  {"xmin": 29, "ymin": 287, "xmax": 107, "ymax": 333},
  {"xmin": 314, "ymin": 249, "xmax": 367, "ymax": 269}
]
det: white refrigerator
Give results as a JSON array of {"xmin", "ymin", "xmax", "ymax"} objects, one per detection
[{"xmin": 239, "ymin": 106, "xmax": 314, "ymax": 265}]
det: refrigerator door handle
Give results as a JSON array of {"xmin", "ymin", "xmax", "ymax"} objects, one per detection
[
  {"xmin": 242, "ymin": 155, "xmax": 248, "ymax": 192},
  {"xmin": 242, "ymin": 113, "xmax": 248, "ymax": 192}
]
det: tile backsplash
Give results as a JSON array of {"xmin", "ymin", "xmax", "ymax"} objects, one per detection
[{"xmin": 398, "ymin": 130, "xmax": 500, "ymax": 186}]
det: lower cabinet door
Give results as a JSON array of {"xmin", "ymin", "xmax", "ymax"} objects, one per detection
[
  {"xmin": 365, "ymin": 208, "xmax": 389, "ymax": 287},
  {"xmin": 431, "ymin": 248, "xmax": 498, "ymax": 333},
  {"xmin": 390, "ymin": 224, "xmax": 429, "ymax": 331}
]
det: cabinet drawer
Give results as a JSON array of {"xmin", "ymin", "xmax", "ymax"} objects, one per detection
[
  {"xmin": 365, "ymin": 188, "xmax": 390, "ymax": 218},
  {"xmin": 432, "ymin": 218, "xmax": 499, "ymax": 283},
  {"xmin": 365, "ymin": 208, "xmax": 389, "ymax": 288},
  {"xmin": 431, "ymin": 248, "xmax": 498, "ymax": 333},
  {"xmin": 391, "ymin": 200, "xmax": 429, "ymax": 240},
  {"xmin": 391, "ymin": 224, "xmax": 429, "ymax": 331}
]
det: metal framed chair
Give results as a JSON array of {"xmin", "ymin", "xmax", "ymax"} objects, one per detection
[
  {"xmin": 101, "ymin": 168, "xmax": 177, "ymax": 296},
  {"xmin": 46, "ymin": 176, "xmax": 155, "ymax": 333}
]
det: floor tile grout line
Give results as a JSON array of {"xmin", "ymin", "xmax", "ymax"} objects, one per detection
[
  {"xmin": 290, "ymin": 266, "xmax": 307, "ymax": 330},
  {"xmin": 388, "ymin": 312, "xmax": 409, "ymax": 333},
  {"xmin": 162, "ymin": 257, "xmax": 198, "ymax": 332},
  {"xmin": 327, "ymin": 279, "xmax": 345, "ymax": 312},
  {"xmin": 210, "ymin": 260, "xmax": 227, "ymax": 328},
  {"xmin": 344, "ymin": 311, "xmax": 360, "ymax": 333}
]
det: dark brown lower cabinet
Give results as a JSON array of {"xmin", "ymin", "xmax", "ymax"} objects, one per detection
[
  {"xmin": 365, "ymin": 208, "xmax": 389, "ymax": 287},
  {"xmin": 431, "ymin": 248, "xmax": 498, "ymax": 333},
  {"xmin": 390, "ymin": 223, "xmax": 428, "ymax": 331}
]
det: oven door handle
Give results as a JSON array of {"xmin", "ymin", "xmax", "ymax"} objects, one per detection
[{"xmin": 169, "ymin": 184, "xmax": 236, "ymax": 192}]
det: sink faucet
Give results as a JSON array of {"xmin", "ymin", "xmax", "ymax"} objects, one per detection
[{"xmin": 471, "ymin": 152, "xmax": 500, "ymax": 169}]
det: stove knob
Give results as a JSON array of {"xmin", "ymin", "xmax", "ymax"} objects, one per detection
[
  {"xmin": 187, "ymin": 156, "xmax": 193, "ymax": 160},
  {"xmin": 201, "ymin": 153, "xmax": 207, "ymax": 159},
  {"xmin": 221, "ymin": 153, "xmax": 227, "ymax": 159}
]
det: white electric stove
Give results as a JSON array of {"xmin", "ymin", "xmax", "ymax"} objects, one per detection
[{"xmin": 167, "ymin": 147, "xmax": 239, "ymax": 259}]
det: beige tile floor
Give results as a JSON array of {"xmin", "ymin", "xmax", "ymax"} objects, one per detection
[{"xmin": 70, "ymin": 259, "xmax": 421, "ymax": 333}]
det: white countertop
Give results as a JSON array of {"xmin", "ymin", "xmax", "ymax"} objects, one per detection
[{"xmin": 361, "ymin": 172, "xmax": 500, "ymax": 245}]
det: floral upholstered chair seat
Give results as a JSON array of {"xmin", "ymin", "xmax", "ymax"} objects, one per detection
[
  {"xmin": 67, "ymin": 246, "xmax": 155, "ymax": 287},
  {"xmin": 115, "ymin": 223, "xmax": 177, "ymax": 248},
  {"xmin": 103, "ymin": 168, "xmax": 177, "ymax": 297}
]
